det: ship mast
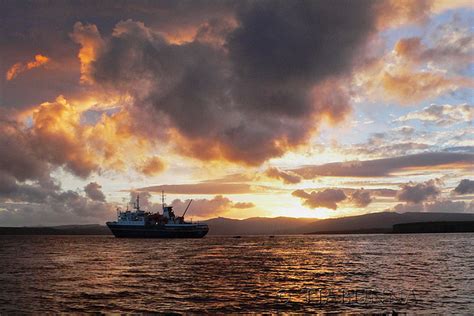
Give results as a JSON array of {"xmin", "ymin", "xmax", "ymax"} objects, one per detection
[{"xmin": 161, "ymin": 190, "xmax": 165, "ymax": 211}]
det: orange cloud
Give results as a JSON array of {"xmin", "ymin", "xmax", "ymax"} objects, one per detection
[
  {"xmin": 382, "ymin": 71, "xmax": 473, "ymax": 104},
  {"xmin": 394, "ymin": 37, "xmax": 423, "ymax": 61},
  {"xmin": 160, "ymin": 25, "xmax": 200, "ymax": 45},
  {"xmin": 310, "ymin": 78, "xmax": 352, "ymax": 125},
  {"xmin": 6, "ymin": 54, "xmax": 50, "ymax": 81},
  {"xmin": 395, "ymin": 162, "xmax": 474, "ymax": 174},
  {"xmin": 31, "ymin": 96, "xmax": 99, "ymax": 177},
  {"xmin": 354, "ymin": 24, "xmax": 474, "ymax": 105},
  {"xmin": 70, "ymin": 22, "xmax": 104, "ymax": 84},
  {"xmin": 394, "ymin": 36, "xmax": 474, "ymax": 66},
  {"xmin": 265, "ymin": 167, "xmax": 302, "ymax": 184},
  {"xmin": 375, "ymin": 0, "xmax": 432, "ymax": 29},
  {"xmin": 431, "ymin": 0, "xmax": 474, "ymax": 13},
  {"xmin": 381, "ymin": 35, "xmax": 474, "ymax": 103},
  {"xmin": 233, "ymin": 202, "xmax": 255, "ymax": 209},
  {"xmin": 70, "ymin": 14, "xmax": 366, "ymax": 167},
  {"xmin": 138, "ymin": 156, "xmax": 165, "ymax": 176},
  {"xmin": 373, "ymin": 0, "xmax": 472, "ymax": 30},
  {"xmin": 14, "ymin": 95, "xmax": 166, "ymax": 178}
]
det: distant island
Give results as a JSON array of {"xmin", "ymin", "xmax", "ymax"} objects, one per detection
[
  {"xmin": 1, "ymin": 211, "xmax": 473, "ymax": 236},
  {"xmin": 393, "ymin": 221, "xmax": 474, "ymax": 233}
]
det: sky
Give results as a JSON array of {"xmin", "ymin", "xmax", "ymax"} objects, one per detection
[{"xmin": 0, "ymin": 0, "xmax": 473, "ymax": 226}]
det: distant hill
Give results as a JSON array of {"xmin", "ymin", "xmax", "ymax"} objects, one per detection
[
  {"xmin": 204, "ymin": 212, "xmax": 474, "ymax": 235},
  {"xmin": 203, "ymin": 216, "xmax": 316, "ymax": 235},
  {"xmin": 0, "ymin": 225, "xmax": 111, "ymax": 235},
  {"xmin": 1, "ymin": 212, "xmax": 473, "ymax": 235},
  {"xmin": 302, "ymin": 212, "xmax": 474, "ymax": 234}
]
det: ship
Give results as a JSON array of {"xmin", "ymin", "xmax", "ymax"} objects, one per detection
[{"xmin": 106, "ymin": 192, "xmax": 209, "ymax": 238}]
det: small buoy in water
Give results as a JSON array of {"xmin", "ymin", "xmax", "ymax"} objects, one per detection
[
  {"xmin": 232, "ymin": 235, "xmax": 242, "ymax": 238},
  {"xmin": 269, "ymin": 235, "xmax": 275, "ymax": 238}
]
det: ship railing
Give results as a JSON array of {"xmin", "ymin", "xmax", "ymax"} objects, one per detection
[{"xmin": 187, "ymin": 219, "xmax": 205, "ymax": 224}]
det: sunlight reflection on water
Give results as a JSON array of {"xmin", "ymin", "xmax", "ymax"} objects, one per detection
[{"xmin": 0, "ymin": 234, "xmax": 473, "ymax": 313}]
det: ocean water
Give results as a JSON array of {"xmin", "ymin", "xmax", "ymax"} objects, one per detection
[{"xmin": 0, "ymin": 234, "xmax": 472, "ymax": 314}]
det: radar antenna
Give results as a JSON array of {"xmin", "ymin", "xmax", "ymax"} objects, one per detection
[
  {"xmin": 136, "ymin": 194, "xmax": 140, "ymax": 210},
  {"xmin": 161, "ymin": 190, "xmax": 166, "ymax": 210}
]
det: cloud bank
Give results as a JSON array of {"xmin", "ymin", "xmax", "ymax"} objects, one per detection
[
  {"xmin": 292, "ymin": 152, "xmax": 474, "ymax": 178},
  {"xmin": 70, "ymin": 1, "xmax": 382, "ymax": 165},
  {"xmin": 0, "ymin": 181, "xmax": 114, "ymax": 226}
]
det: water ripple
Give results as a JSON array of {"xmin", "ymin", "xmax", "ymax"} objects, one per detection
[{"xmin": 0, "ymin": 234, "xmax": 473, "ymax": 313}]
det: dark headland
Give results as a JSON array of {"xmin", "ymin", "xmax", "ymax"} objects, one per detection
[
  {"xmin": 1, "ymin": 212, "xmax": 473, "ymax": 235},
  {"xmin": 393, "ymin": 221, "xmax": 474, "ymax": 233}
]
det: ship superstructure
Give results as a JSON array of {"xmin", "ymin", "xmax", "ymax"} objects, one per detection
[{"xmin": 106, "ymin": 193, "xmax": 209, "ymax": 238}]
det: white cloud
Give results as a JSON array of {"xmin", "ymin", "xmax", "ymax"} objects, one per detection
[{"xmin": 395, "ymin": 104, "xmax": 473, "ymax": 126}]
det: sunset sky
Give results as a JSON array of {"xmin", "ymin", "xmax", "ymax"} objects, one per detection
[{"xmin": 0, "ymin": 0, "xmax": 473, "ymax": 226}]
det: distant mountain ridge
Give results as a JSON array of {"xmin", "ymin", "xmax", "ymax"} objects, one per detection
[
  {"xmin": 300, "ymin": 212, "xmax": 474, "ymax": 234},
  {"xmin": 1, "ymin": 212, "xmax": 473, "ymax": 235},
  {"xmin": 0, "ymin": 224, "xmax": 111, "ymax": 235},
  {"xmin": 203, "ymin": 216, "xmax": 317, "ymax": 235},
  {"xmin": 203, "ymin": 212, "xmax": 474, "ymax": 235}
]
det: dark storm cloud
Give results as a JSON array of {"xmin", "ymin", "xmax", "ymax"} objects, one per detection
[
  {"xmin": 397, "ymin": 179, "xmax": 441, "ymax": 204},
  {"xmin": 2, "ymin": 58, "xmax": 83, "ymax": 109},
  {"xmin": 82, "ymin": 0, "xmax": 379, "ymax": 165},
  {"xmin": 228, "ymin": 1, "xmax": 374, "ymax": 85},
  {"xmin": 0, "ymin": 119, "xmax": 51, "ymax": 182},
  {"xmin": 453, "ymin": 179, "xmax": 474, "ymax": 195},
  {"xmin": 1, "ymin": 0, "xmax": 413, "ymax": 169},
  {"xmin": 292, "ymin": 152, "xmax": 474, "ymax": 178},
  {"xmin": 0, "ymin": 0, "xmax": 235, "ymax": 109},
  {"xmin": 0, "ymin": 5, "xmax": 81, "ymax": 109}
]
